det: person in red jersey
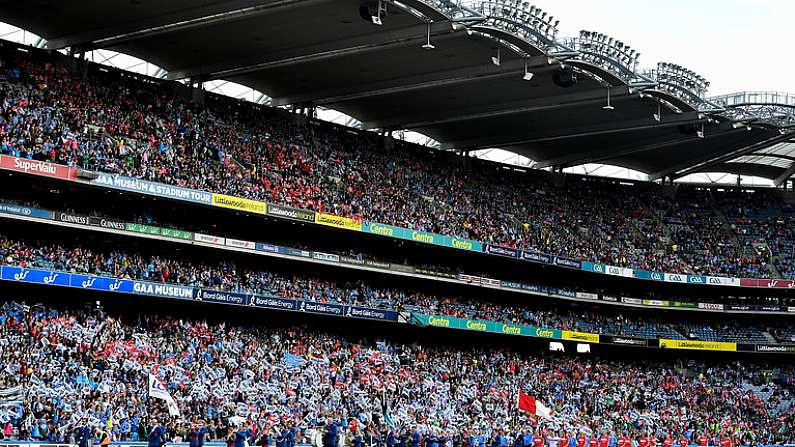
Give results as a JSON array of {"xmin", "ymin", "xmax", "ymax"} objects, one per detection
[
  {"xmin": 639, "ymin": 436, "xmax": 649, "ymax": 447},
  {"xmin": 577, "ymin": 433, "xmax": 587, "ymax": 447},
  {"xmin": 558, "ymin": 433, "xmax": 569, "ymax": 447},
  {"xmin": 599, "ymin": 434, "xmax": 609, "ymax": 447},
  {"xmin": 719, "ymin": 436, "xmax": 732, "ymax": 447},
  {"xmin": 697, "ymin": 435, "xmax": 708, "ymax": 447},
  {"xmin": 678, "ymin": 437, "xmax": 689, "ymax": 447},
  {"xmin": 663, "ymin": 435, "xmax": 673, "ymax": 447},
  {"xmin": 648, "ymin": 436, "xmax": 657, "ymax": 447},
  {"xmin": 533, "ymin": 433, "xmax": 544, "ymax": 447}
]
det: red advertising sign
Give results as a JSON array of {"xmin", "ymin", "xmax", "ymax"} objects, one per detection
[
  {"xmin": 740, "ymin": 278, "xmax": 760, "ymax": 288},
  {"xmin": 762, "ymin": 279, "xmax": 795, "ymax": 289},
  {"xmin": 0, "ymin": 156, "xmax": 76, "ymax": 180}
]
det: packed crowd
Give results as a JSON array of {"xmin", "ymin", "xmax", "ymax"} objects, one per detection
[
  {"xmin": 0, "ymin": 44, "xmax": 790, "ymax": 279},
  {"xmin": 0, "ymin": 232, "xmax": 785, "ymax": 344},
  {"xmin": 0, "ymin": 300, "xmax": 793, "ymax": 446}
]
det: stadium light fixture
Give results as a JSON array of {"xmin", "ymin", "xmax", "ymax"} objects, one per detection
[
  {"xmin": 371, "ymin": 0, "xmax": 385, "ymax": 25},
  {"xmin": 422, "ymin": 21, "xmax": 435, "ymax": 50},
  {"xmin": 603, "ymin": 87, "xmax": 614, "ymax": 111},
  {"xmin": 523, "ymin": 58, "xmax": 534, "ymax": 80},
  {"xmin": 491, "ymin": 45, "xmax": 501, "ymax": 66}
]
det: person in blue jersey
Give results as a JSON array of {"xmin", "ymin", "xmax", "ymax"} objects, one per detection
[
  {"xmin": 438, "ymin": 432, "xmax": 447, "ymax": 447},
  {"xmin": 352, "ymin": 428, "xmax": 364, "ymax": 447},
  {"xmin": 147, "ymin": 421, "xmax": 166, "ymax": 447},
  {"xmin": 323, "ymin": 419, "xmax": 339, "ymax": 447},
  {"xmin": 387, "ymin": 429, "xmax": 398, "ymax": 447},
  {"xmin": 513, "ymin": 432, "xmax": 525, "ymax": 447},
  {"xmin": 410, "ymin": 427, "xmax": 421, "ymax": 447},
  {"xmin": 424, "ymin": 431, "xmax": 435, "ymax": 447},
  {"xmin": 75, "ymin": 420, "xmax": 93, "ymax": 447},
  {"xmin": 188, "ymin": 422, "xmax": 208, "ymax": 447},
  {"xmin": 235, "ymin": 424, "xmax": 254, "ymax": 447},
  {"xmin": 399, "ymin": 428, "xmax": 409, "ymax": 447}
]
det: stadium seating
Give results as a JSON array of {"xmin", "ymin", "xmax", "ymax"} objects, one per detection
[
  {"xmin": 0, "ymin": 301, "xmax": 793, "ymax": 445},
  {"xmin": 0, "ymin": 233, "xmax": 788, "ymax": 344},
  {"xmin": 1, "ymin": 41, "xmax": 795, "ymax": 447},
  {"xmin": 0, "ymin": 46, "xmax": 791, "ymax": 280}
]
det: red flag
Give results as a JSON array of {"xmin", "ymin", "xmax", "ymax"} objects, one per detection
[{"xmin": 518, "ymin": 391, "xmax": 552, "ymax": 418}]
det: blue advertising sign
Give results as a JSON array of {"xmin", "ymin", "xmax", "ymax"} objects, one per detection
[
  {"xmin": 90, "ymin": 173, "xmax": 212, "ymax": 204},
  {"xmin": 345, "ymin": 305, "xmax": 399, "ymax": 322},
  {"xmin": 1, "ymin": 267, "xmax": 70, "ymax": 287},
  {"xmin": 0, "ymin": 203, "xmax": 53, "ymax": 220},
  {"xmin": 69, "ymin": 274, "xmax": 134, "ymax": 293},
  {"xmin": 132, "ymin": 281, "xmax": 195, "ymax": 299},
  {"xmin": 520, "ymin": 250, "xmax": 552, "ymax": 264},
  {"xmin": 633, "ymin": 269, "xmax": 665, "ymax": 281},
  {"xmin": 298, "ymin": 301, "xmax": 346, "ymax": 316},
  {"xmin": 554, "ymin": 256, "xmax": 581, "ymax": 269},
  {"xmin": 484, "ymin": 244, "xmax": 519, "ymax": 258},
  {"xmin": 250, "ymin": 295, "xmax": 298, "ymax": 311},
  {"xmin": 255, "ymin": 242, "xmax": 279, "ymax": 253},
  {"xmin": 193, "ymin": 288, "xmax": 250, "ymax": 306}
]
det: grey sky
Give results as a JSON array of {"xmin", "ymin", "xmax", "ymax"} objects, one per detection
[{"xmin": 531, "ymin": 0, "xmax": 794, "ymax": 95}]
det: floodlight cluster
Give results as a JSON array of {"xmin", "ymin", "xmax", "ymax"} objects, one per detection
[
  {"xmin": 574, "ymin": 30, "xmax": 640, "ymax": 77},
  {"xmin": 653, "ymin": 62, "xmax": 710, "ymax": 99},
  {"xmin": 473, "ymin": 0, "xmax": 559, "ymax": 43}
]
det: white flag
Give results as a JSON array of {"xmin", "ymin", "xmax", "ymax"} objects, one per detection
[{"xmin": 148, "ymin": 374, "xmax": 180, "ymax": 417}]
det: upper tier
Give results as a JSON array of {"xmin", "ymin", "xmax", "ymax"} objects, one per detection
[{"xmin": 1, "ymin": 43, "xmax": 795, "ymax": 282}]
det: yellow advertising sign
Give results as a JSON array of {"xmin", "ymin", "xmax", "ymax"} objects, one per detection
[
  {"xmin": 562, "ymin": 330, "xmax": 600, "ymax": 344},
  {"xmin": 211, "ymin": 194, "xmax": 266, "ymax": 214},
  {"xmin": 659, "ymin": 339, "xmax": 736, "ymax": 352},
  {"xmin": 315, "ymin": 213, "xmax": 362, "ymax": 231}
]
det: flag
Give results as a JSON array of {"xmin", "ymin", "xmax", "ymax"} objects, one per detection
[
  {"xmin": 384, "ymin": 409, "xmax": 397, "ymax": 429},
  {"xmin": 148, "ymin": 374, "xmax": 180, "ymax": 417},
  {"xmin": 518, "ymin": 391, "xmax": 552, "ymax": 419},
  {"xmin": 0, "ymin": 386, "xmax": 24, "ymax": 407},
  {"xmin": 282, "ymin": 353, "xmax": 306, "ymax": 369}
]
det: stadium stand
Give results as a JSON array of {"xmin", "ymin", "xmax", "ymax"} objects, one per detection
[
  {"xmin": 0, "ymin": 11, "xmax": 792, "ymax": 447},
  {"xmin": 0, "ymin": 45, "xmax": 791, "ymax": 281},
  {"xmin": 0, "ymin": 300, "xmax": 794, "ymax": 446},
  {"xmin": 0, "ymin": 230, "xmax": 786, "ymax": 344}
]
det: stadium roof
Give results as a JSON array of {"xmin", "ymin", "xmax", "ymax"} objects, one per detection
[{"xmin": 3, "ymin": 0, "xmax": 794, "ymax": 183}]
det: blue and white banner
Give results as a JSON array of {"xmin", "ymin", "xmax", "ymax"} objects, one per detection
[
  {"xmin": 298, "ymin": 301, "xmax": 345, "ymax": 316},
  {"xmin": 193, "ymin": 288, "xmax": 250, "ymax": 305},
  {"xmin": 0, "ymin": 203, "xmax": 53, "ymax": 220},
  {"xmin": 250, "ymin": 295, "xmax": 298, "ymax": 311},
  {"xmin": 520, "ymin": 250, "xmax": 552, "ymax": 264},
  {"xmin": 132, "ymin": 281, "xmax": 195, "ymax": 299},
  {"xmin": 686, "ymin": 275, "xmax": 707, "ymax": 285},
  {"xmin": 90, "ymin": 173, "xmax": 212, "ymax": 204},
  {"xmin": 70, "ymin": 274, "xmax": 134, "ymax": 293},
  {"xmin": 553, "ymin": 256, "xmax": 581, "ymax": 269},
  {"xmin": 255, "ymin": 242, "xmax": 279, "ymax": 253},
  {"xmin": 484, "ymin": 244, "xmax": 519, "ymax": 258},
  {"xmin": 345, "ymin": 305, "xmax": 399, "ymax": 322},
  {"xmin": 1, "ymin": 266, "xmax": 70, "ymax": 286},
  {"xmin": 664, "ymin": 273, "xmax": 688, "ymax": 283}
]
